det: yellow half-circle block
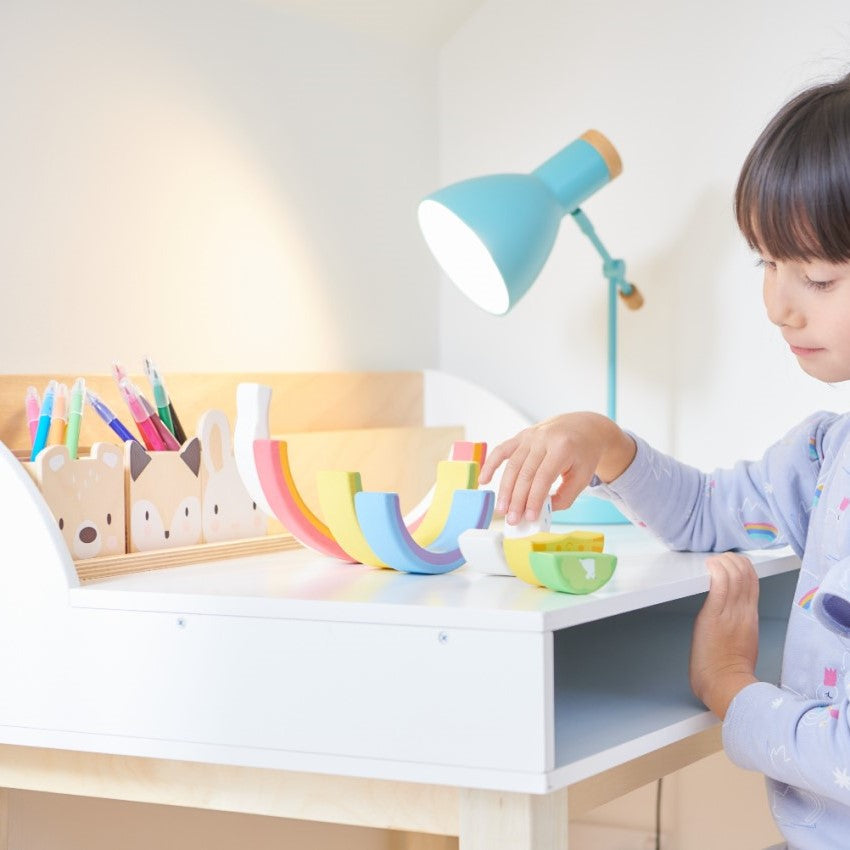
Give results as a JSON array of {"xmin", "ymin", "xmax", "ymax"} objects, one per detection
[
  {"xmin": 316, "ymin": 470, "xmax": 387, "ymax": 567},
  {"xmin": 410, "ymin": 460, "xmax": 480, "ymax": 547},
  {"xmin": 502, "ymin": 531, "xmax": 605, "ymax": 587}
]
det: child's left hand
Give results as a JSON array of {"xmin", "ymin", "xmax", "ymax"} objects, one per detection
[{"xmin": 689, "ymin": 552, "xmax": 760, "ymax": 720}]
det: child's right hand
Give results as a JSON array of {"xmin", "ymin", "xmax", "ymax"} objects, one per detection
[{"xmin": 478, "ymin": 412, "xmax": 636, "ymax": 525}]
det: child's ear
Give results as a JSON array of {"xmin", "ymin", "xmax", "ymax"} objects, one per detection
[
  {"xmin": 128, "ymin": 440, "xmax": 152, "ymax": 482},
  {"xmin": 180, "ymin": 437, "xmax": 202, "ymax": 478}
]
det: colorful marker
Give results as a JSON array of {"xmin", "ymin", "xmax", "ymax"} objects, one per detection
[
  {"xmin": 30, "ymin": 380, "xmax": 57, "ymax": 461},
  {"xmin": 144, "ymin": 356, "xmax": 175, "ymax": 435},
  {"xmin": 25, "ymin": 386, "xmax": 41, "ymax": 446},
  {"xmin": 168, "ymin": 400, "xmax": 187, "ymax": 444},
  {"xmin": 118, "ymin": 378, "xmax": 167, "ymax": 451},
  {"xmin": 86, "ymin": 390, "xmax": 138, "ymax": 445},
  {"xmin": 65, "ymin": 377, "xmax": 86, "ymax": 459},
  {"xmin": 47, "ymin": 383, "xmax": 68, "ymax": 446},
  {"xmin": 139, "ymin": 394, "xmax": 181, "ymax": 450}
]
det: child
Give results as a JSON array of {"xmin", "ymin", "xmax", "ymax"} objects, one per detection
[{"xmin": 479, "ymin": 72, "xmax": 850, "ymax": 849}]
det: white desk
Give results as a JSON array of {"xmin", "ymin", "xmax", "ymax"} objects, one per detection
[{"xmin": 0, "ymin": 443, "xmax": 799, "ymax": 849}]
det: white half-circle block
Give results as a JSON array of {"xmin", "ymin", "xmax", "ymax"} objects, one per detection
[
  {"xmin": 503, "ymin": 496, "xmax": 553, "ymax": 539},
  {"xmin": 234, "ymin": 383, "xmax": 274, "ymax": 517},
  {"xmin": 458, "ymin": 528, "xmax": 512, "ymax": 576}
]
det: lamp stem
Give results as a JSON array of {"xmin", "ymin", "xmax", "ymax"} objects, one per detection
[{"xmin": 570, "ymin": 209, "xmax": 632, "ymax": 423}]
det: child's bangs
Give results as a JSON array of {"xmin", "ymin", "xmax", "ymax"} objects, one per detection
[
  {"xmin": 735, "ymin": 83, "xmax": 850, "ymax": 264},
  {"xmin": 736, "ymin": 151, "xmax": 850, "ymax": 264}
]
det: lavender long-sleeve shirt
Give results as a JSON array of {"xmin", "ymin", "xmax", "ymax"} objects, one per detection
[{"xmin": 590, "ymin": 412, "xmax": 850, "ymax": 848}]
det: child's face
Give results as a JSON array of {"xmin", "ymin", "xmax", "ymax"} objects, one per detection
[{"xmin": 761, "ymin": 253, "xmax": 850, "ymax": 383}]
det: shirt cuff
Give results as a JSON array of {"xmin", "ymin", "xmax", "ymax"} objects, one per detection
[{"xmin": 722, "ymin": 680, "xmax": 784, "ymax": 770}]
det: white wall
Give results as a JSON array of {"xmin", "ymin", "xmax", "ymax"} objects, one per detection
[
  {"xmin": 0, "ymin": 0, "xmax": 440, "ymax": 375},
  {"xmin": 0, "ymin": 1, "xmax": 439, "ymax": 848},
  {"xmin": 437, "ymin": 0, "xmax": 850, "ymax": 470}
]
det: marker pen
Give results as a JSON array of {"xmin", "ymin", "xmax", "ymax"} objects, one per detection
[
  {"xmin": 144, "ymin": 356, "xmax": 175, "ymax": 435},
  {"xmin": 47, "ymin": 383, "xmax": 68, "ymax": 446},
  {"xmin": 86, "ymin": 390, "xmax": 138, "ymax": 445},
  {"xmin": 139, "ymin": 394, "xmax": 181, "ymax": 450},
  {"xmin": 25, "ymin": 386, "xmax": 41, "ymax": 447},
  {"xmin": 118, "ymin": 378, "xmax": 166, "ymax": 451},
  {"xmin": 65, "ymin": 377, "xmax": 85, "ymax": 459},
  {"xmin": 30, "ymin": 380, "xmax": 57, "ymax": 461}
]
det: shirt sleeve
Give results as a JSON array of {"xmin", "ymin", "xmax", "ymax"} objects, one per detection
[
  {"xmin": 723, "ymin": 557, "xmax": 850, "ymax": 805},
  {"xmin": 587, "ymin": 412, "xmax": 839, "ymax": 555}
]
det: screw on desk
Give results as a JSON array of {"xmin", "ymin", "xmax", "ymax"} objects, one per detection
[
  {"xmin": 176, "ymin": 618, "xmax": 186, "ymax": 628},
  {"xmin": 438, "ymin": 631, "xmax": 448, "ymax": 644}
]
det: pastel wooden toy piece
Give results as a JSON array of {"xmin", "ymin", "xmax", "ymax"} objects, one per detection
[
  {"xmin": 409, "ymin": 460, "xmax": 480, "ymax": 547},
  {"xmin": 503, "ymin": 496, "xmax": 553, "ymax": 539},
  {"xmin": 355, "ymin": 489, "xmax": 495, "ymax": 575},
  {"xmin": 316, "ymin": 470, "xmax": 387, "ymax": 567},
  {"xmin": 198, "ymin": 410, "xmax": 267, "ymax": 544},
  {"xmin": 458, "ymin": 528, "xmax": 512, "ymax": 576},
  {"xmin": 502, "ymin": 531, "xmax": 606, "ymax": 587},
  {"xmin": 233, "ymin": 383, "xmax": 275, "ymax": 518},
  {"xmin": 252, "ymin": 439, "xmax": 355, "ymax": 562},
  {"xmin": 403, "ymin": 441, "xmax": 487, "ymax": 533},
  {"xmin": 529, "ymin": 551, "xmax": 617, "ymax": 594},
  {"xmin": 126, "ymin": 438, "xmax": 203, "ymax": 553},
  {"xmin": 561, "ymin": 530, "xmax": 605, "ymax": 552},
  {"xmin": 31, "ymin": 443, "xmax": 126, "ymax": 560}
]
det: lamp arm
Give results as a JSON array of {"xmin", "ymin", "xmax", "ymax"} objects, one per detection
[{"xmin": 569, "ymin": 209, "xmax": 644, "ymax": 423}]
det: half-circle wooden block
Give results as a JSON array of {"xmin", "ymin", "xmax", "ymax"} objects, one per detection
[
  {"xmin": 403, "ymin": 442, "xmax": 486, "ymax": 534},
  {"xmin": 355, "ymin": 489, "xmax": 495, "ymax": 575},
  {"xmin": 316, "ymin": 470, "xmax": 385, "ymax": 568},
  {"xmin": 252, "ymin": 439, "xmax": 355, "ymax": 562},
  {"xmin": 502, "ymin": 531, "xmax": 605, "ymax": 587},
  {"xmin": 529, "ymin": 551, "xmax": 617, "ymax": 594}
]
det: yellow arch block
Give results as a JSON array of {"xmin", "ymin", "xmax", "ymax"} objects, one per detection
[
  {"xmin": 503, "ymin": 531, "xmax": 604, "ymax": 587},
  {"xmin": 410, "ymin": 460, "xmax": 480, "ymax": 547},
  {"xmin": 317, "ymin": 470, "xmax": 386, "ymax": 567}
]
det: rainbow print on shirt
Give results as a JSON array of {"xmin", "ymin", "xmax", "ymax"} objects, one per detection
[
  {"xmin": 744, "ymin": 522, "xmax": 779, "ymax": 544},
  {"xmin": 809, "ymin": 435, "xmax": 819, "ymax": 461},
  {"xmin": 798, "ymin": 587, "xmax": 819, "ymax": 610},
  {"xmin": 813, "ymin": 483, "xmax": 825, "ymax": 508}
]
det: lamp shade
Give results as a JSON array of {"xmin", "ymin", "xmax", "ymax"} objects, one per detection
[{"xmin": 418, "ymin": 130, "xmax": 621, "ymax": 315}]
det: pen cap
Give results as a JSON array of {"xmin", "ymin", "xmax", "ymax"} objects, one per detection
[
  {"xmin": 53, "ymin": 383, "xmax": 69, "ymax": 420},
  {"xmin": 69, "ymin": 378, "xmax": 86, "ymax": 415}
]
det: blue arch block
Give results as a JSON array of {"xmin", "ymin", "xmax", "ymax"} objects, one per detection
[{"xmin": 355, "ymin": 489, "xmax": 495, "ymax": 575}]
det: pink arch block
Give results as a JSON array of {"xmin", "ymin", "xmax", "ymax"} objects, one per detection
[{"xmin": 253, "ymin": 439, "xmax": 355, "ymax": 562}]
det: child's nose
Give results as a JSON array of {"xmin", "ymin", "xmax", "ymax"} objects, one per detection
[{"xmin": 764, "ymin": 275, "xmax": 803, "ymax": 327}]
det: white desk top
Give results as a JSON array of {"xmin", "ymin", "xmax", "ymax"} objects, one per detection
[{"xmin": 72, "ymin": 525, "xmax": 800, "ymax": 633}]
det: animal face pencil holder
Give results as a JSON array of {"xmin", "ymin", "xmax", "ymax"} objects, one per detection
[
  {"xmin": 125, "ymin": 438, "xmax": 203, "ymax": 552},
  {"xmin": 197, "ymin": 409, "xmax": 267, "ymax": 543},
  {"xmin": 28, "ymin": 443, "xmax": 126, "ymax": 560}
]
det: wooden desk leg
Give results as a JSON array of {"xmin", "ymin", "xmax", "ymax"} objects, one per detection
[
  {"xmin": 0, "ymin": 788, "xmax": 8, "ymax": 850},
  {"xmin": 458, "ymin": 788, "xmax": 568, "ymax": 850}
]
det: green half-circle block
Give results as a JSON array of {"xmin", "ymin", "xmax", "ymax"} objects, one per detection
[{"xmin": 529, "ymin": 551, "xmax": 617, "ymax": 594}]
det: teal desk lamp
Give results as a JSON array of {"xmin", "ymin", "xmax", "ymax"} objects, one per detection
[{"xmin": 418, "ymin": 130, "xmax": 643, "ymax": 524}]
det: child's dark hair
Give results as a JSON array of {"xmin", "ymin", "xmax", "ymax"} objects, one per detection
[{"xmin": 735, "ymin": 72, "xmax": 850, "ymax": 263}]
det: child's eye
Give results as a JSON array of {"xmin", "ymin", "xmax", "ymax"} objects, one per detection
[
  {"xmin": 755, "ymin": 257, "xmax": 777, "ymax": 270},
  {"xmin": 804, "ymin": 276, "xmax": 835, "ymax": 290}
]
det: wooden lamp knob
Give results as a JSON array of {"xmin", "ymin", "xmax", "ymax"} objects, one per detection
[{"xmin": 619, "ymin": 284, "xmax": 643, "ymax": 310}]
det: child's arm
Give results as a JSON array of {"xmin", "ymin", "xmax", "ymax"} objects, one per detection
[
  {"xmin": 483, "ymin": 410, "xmax": 837, "ymax": 555},
  {"xmin": 478, "ymin": 412, "xmax": 636, "ymax": 524}
]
